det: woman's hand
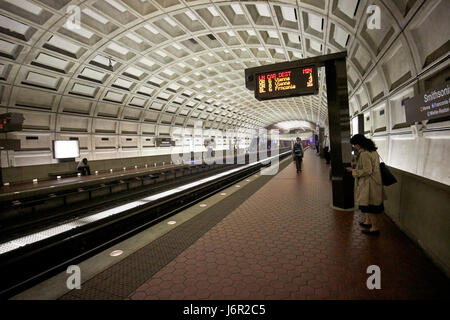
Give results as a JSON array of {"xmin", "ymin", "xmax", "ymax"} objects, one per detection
[{"xmin": 346, "ymin": 167, "xmax": 353, "ymax": 172}]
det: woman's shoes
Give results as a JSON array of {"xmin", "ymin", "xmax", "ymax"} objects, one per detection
[
  {"xmin": 359, "ymin": 222, "xmax": 372, "ymax": 228},
  {"xmin": 362, "ymin": 229, "xmax": 380, "ymax": 235},
  {"xmin": 360, "ymin": 222, "xmax": 380, "ymax": 235}
]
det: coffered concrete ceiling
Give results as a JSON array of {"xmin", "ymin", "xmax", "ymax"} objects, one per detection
[{"xmin": 0, "ymin": 0, "xmax": 448, "ymax": 138}]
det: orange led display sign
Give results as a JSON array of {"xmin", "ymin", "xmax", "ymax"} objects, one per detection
[
  {"xmin": 255, "ymin": 65, "xmax": 318, "ymax": 101},
  {"xmin": 0, "ymin": 113, "xmax": 24, "ymax": 133}
]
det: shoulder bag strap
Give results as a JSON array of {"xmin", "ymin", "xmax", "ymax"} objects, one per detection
[
  {"xmin": 370, "ymin": 151, "xmax": 382, "ymax": 185},
  {"xmin": 376, "ymin": 151, "xmax": 385, "ymax": 163}
]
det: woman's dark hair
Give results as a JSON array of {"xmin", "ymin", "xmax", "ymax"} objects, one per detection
[{"xmin": 350, "ymin": 134, "xmax": 378, "ymax": 152}]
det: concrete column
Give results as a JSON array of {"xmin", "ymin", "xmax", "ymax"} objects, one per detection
[
  {"xmin": 358, "ymin": 114, "xmax": 364, "ymax": 134},
  {"xmin": 325, "ymin": 58, "xmax": 354, "ymax": 210}
]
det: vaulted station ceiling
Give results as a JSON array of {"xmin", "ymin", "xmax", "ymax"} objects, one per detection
[{"xmin": 0, "ymin": 0, "xmax": 448, "ymax": 147}]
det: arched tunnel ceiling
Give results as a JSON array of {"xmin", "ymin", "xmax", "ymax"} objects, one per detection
[{"xmin": 0, "ymin": 0, "xmax": 448, "ymax": 135}]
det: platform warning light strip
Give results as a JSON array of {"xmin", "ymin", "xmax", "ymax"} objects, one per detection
[{"xmin": 0, "ymin": 151, "xmax": 288, "ymax": 255}]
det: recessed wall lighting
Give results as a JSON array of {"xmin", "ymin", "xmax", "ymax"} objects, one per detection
[
  {"xmin": 185, "ymin": 10, "xmax": 197, "ymax": 21},
  {"xmin": 167, "ymin": 221, "xmax": 176, "ymax": 225}
]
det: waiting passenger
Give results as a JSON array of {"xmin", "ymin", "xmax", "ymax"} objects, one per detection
[
  {"xmin": 323, "ymin": 135, "xmax": 331, "ymax": 164},
  {"xmin": 346, "ymin": 134, "xmax": 386, "ymax": 235},
  {"xmin": 77, "ymin": 158, "xmax": 91, "ymax": 176},
  {"xmin": 292, "ymin": 137, "xmax": 304, "ymax": 173}
]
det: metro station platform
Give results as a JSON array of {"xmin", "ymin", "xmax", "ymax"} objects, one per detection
[{"xmin": 16, "ymin": 150, "xmax": 450, "ymax": 300}]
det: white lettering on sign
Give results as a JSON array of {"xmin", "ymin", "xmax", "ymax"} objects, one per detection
[{"xmin": 424, "ymin": 84, "xmax": 450, "ymax": 103}]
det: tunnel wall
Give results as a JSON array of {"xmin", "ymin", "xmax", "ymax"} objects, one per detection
[
  {"xmin": 370, "ymin": 123, "xmax": 450, "ymax": 186},
  {"xmin": 384, "ymin": 166, "xmax": 450, "ymax": 278}
]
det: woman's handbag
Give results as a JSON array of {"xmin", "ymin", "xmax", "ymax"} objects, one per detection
[
  {"xmin": 377, "ymin": 153, "xmax": 397, "ymax": 186},
  {"xmin": 379, "ymin": 162, "xmax": 397, "ymax": 186}
]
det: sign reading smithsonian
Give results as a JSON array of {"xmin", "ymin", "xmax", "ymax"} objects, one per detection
[{"xmin": 405, "ymin": 83, "xmax": 450, "ymax": 123}]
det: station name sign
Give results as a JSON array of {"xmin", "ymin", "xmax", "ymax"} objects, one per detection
[
  {"xmin": 405, "ymin": 83, "xmax": 450, "ymax": 123},
  {"xmin": 255, "ymin": 65, "xmax": 318, "ymax": 101}
]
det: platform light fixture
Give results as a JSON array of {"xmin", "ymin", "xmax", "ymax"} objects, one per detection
[{"xmin": 109, "ymin": 250, "xmax": 123, "ymax": 257}]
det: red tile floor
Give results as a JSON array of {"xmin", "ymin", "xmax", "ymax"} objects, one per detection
[{"xmin": 125, "ymin": 150, "xmax": 450, "ymax": 300}]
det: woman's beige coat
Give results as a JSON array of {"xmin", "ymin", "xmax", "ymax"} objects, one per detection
[{"xmin": 352, "ymin": 149, "xmax": 386, "ymax": 206}]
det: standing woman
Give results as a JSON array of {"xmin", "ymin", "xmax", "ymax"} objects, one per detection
[{"xmin": 346, "ymin": 134, "xmax": 386, "ymax": 235}]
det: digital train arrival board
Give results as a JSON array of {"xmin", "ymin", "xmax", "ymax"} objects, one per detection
[{"xmin": 254, "ymin": 65, "xmax": 319, "ymax": 101}]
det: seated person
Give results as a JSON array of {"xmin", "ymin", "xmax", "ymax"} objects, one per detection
[{"xmin": 77, "ymin": 158, "xmax": 91, "ymax": 176}]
